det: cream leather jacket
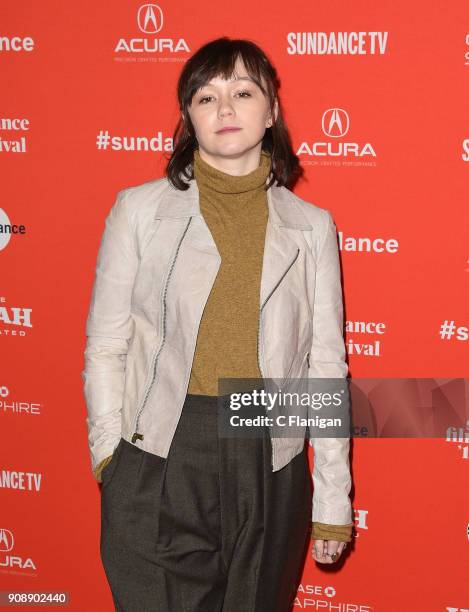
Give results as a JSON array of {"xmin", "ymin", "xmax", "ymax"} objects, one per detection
[{"xmin": 81, "ymin": 175, "xmax": 352, "ymax": 525}]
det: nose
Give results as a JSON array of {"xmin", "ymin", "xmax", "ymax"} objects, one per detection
[{"xmin": 217, "ymin": 95, "xmax": 235, "ymax": 119}]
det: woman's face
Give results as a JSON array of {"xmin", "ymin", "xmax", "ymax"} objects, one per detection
[{"xmin": 186, "ymin": 57, "xmax": 276, "ymax": 166}]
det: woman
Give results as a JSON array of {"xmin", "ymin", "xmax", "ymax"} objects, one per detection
[{"xmin": 82, "ymin": 37, "xmax": 353, "ymax": 611}]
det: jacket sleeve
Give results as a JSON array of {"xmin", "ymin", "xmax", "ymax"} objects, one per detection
[
  {"xmin": 81, "ymin": 189, "xmax": 139, "ymax": 474},
  {"xmin": 311, "ymin": 521, "xmax": 353, "ymax": 542},
  {"xmin": 308, "ymin": 209, "xmax": 353, "ymax": 526}
]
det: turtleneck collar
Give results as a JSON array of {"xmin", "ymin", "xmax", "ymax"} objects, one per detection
[{"xmin": 193, "ymin": 148, "xmax": 272, "ymax": 195}]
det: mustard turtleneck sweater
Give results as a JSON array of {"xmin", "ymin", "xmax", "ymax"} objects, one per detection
[
  {"xmin": 187, "ymin": 147, "xmax": 270, "ymax": 395},
  {"xmin": 93, "ymin": 148, "xmax": 353, "ymax": 544}
]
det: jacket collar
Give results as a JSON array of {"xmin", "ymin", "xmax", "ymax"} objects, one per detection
[{"xmin": 154, "ymin": 177, "xmax": 313, "ymax": 230}]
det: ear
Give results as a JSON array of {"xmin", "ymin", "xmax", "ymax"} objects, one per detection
[{"xmin": 266, "ymin": 98, "xmax": 279, "ymax": 127}]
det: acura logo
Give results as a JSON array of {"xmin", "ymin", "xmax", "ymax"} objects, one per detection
[
  {"xmin": 0, "ymin": 528, "xmax": 14, "ymax": 552},
  {"xmin": 137, "ymin": 4, "xmax": 163, "ymax": 34},
  {"xmin": 322, "ymin": 108, "xmax": 350, "ymax": 138}
]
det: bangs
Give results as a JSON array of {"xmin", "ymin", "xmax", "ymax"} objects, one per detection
[{"xmin": 181, "ymin": 43, "xmax": 271, "ymax": 111}]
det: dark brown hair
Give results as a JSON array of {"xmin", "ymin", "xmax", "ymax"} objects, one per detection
[{"xmin": 165, "ymin": 37, "xmax": 303, "ymax": 190}]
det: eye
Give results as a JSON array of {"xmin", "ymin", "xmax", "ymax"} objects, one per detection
[{"xmin": 198, "ymin": 90, "xmax": 253, "ymax": 104}]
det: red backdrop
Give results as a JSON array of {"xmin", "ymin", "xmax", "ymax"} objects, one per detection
[{"xmin": 1, "ymin": 1, "xmax": 468, "ymax": 610}]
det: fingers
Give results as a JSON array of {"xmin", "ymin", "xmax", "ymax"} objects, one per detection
[
  {"xmin": 338, "ymin": 541, "xmax": 347, "ymax": 555},
  {"xmin": 312, "ymin": 539, "xmax": 348, "ymax": 564},
  {"xmin": 311, "ymin": 539, "xmax": 325, "ymax": 563}
]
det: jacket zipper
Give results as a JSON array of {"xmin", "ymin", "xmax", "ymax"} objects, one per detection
[
  {"xmin": 257, "ymin": 247, "xmax": 300, "ymax": 379},
  {"xmin": 131, "ymin": 217, "xmax": 193, "ymax": 444}
]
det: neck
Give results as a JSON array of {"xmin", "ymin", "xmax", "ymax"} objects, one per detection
[
  {"xmin": 193, "ymin": 148, "xmax": 272, "ymax": 195},
  {"xmin": 196, "ymin": 147, "xmax": 263, "ymax": 176}
]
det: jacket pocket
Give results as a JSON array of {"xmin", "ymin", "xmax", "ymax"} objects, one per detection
[{"xmin": 279, "ymin": 351, "xmax": 309, "ymax": 391}]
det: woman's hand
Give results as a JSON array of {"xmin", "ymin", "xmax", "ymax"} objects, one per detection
[{"xmin": 312, "ymin": 539, "xmax": 347, "ymax": 564}]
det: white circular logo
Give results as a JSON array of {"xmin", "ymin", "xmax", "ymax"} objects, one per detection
[
  {"xmin": 137, "ymin": 4, "xmax": 163, "ymax": 33},
  {"xmin": 0, "ymin": 209, "xmax": 12, "ymax": 251},
  {"xmin": 322, "ymin": 108, "xmax": 350, "ymax": 138}
]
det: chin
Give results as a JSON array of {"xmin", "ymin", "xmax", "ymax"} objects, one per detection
[{"xmin": 213, "ymin": 144, "xmax": 258, "ymax": 158}]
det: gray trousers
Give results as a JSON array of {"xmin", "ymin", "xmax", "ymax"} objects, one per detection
[{"xmin": 100, "ymin": 392, "xmax": 312, "ymax": 611}]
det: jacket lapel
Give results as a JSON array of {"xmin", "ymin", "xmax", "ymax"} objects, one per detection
[{"xmin": 154, "ymin": 177, "xmax": 313, "ymax": 307}]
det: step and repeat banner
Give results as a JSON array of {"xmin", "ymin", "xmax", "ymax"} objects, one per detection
[{"xmin": 1, "ymin": 1, "xmax": 468, "ymax": 610}]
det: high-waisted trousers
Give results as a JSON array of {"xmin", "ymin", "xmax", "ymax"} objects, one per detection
[{"xmin": 100, "ymin": 392, "xmax": 312, "ymax": 612}]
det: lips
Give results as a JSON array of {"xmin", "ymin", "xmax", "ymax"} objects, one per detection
[{"xmin": 216, "ymin": 127, "xmax": 241, "ymax": 133}]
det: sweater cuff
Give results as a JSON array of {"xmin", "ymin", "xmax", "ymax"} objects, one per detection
[
  {"xmin": 311, "ymin": 521, "xmax": 353, "ymax": 542},
  {"xmin": 93, "ymin": 454, "xmax": 114, "ymax": 484}
]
